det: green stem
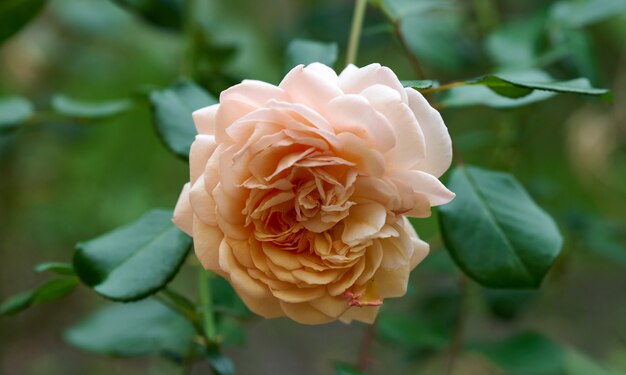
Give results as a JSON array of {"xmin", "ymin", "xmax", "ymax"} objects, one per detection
[
  {"xmin": 182, "ymin": 0, "xmax": 200, "ymax": 77},
  {"xmin": 345, "ymin": 0, "xmax": 368, "ymax": 67},
  {"xmin": 198, "ymin": 269, "xmax": 217, "ymax": 341}
]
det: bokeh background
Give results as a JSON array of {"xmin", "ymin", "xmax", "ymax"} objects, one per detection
[{"xmin": 1, "ymin": 0, "xmax": 625, "ymax": 374}]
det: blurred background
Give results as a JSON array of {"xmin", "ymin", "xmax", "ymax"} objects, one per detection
[{"xmin": 0, "ymin": 0, "xmax": 625, "ymax": 374}]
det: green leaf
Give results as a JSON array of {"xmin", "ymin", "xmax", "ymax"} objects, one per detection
[
  {"xmin": 34, "ymin": 262, "xmax": 75, "ymax": 276},
  {"xmin": 441, "ymin": 85, "xmax": 555, "ymax": 109},
  {"xmin": 439, "ymin": 166, "xmax": 563, "ymax": 288},
  {"xmin": 285, "ymin": 39, "xmax": 338, "ymax": 70},
  {"xmin": 0, "ymin": 278, "xmax": 78, "ymax": 316},
  {"xmin": 0, "ymin": 96, "xmax": 34, "ymax": 132},
  {"xmin": 444, "ymin": 85, "xmax": 558, "ymax": 109},
  {"xmin": 333, "ymin": 362, "xmax": 363, "ymax": 375},
  {"xmin": 51, "ymin": 95, "xmax": 133, "ymax": 119},
  {"xmin": 73, "ymin": 209, "xmax": 192, "ymax": 301},
  {"xmin": 441, "ymin": 70, "xmax": 610, "ymax": 108},
  {"xmin": 64, "ymin": 299, "xmax": 196, "ymax": 359},
  {"xmin": 0, "ymin": 0, "xmax": 46, "ymax": 43},
  {"xmin": 150, "ymin": 79, "xmax": 217, "ymax": 159},
  {"xmin": 112, "ymin": 0, "xmax": 184, "ymax": 30},
  {"xmin": 207, "ymin": 348, "xmax": 235, "ymax": 375},
  {"xmin": 401, "ymin": 80, "xmax": 434, "ymax": 90},
  {"xmin": 550, "ymin": 0, "xmax": 626, "ymax": 28},
  {"xmin": 469, "ymin": 332, "xmax": 564, "ymax": 375},
  {"xmin": 469, "ymin": 71, "xmax": 610, "ymax": 98}
]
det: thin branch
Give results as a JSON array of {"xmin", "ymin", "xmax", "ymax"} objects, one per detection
[
  {"xmin": 358, "ymin": 320, "xmax": 377, "ymax": 372},
  {"xmin": 377, "ymin": 7, "xmax": 425, "ymax": 79},
  {"xmin": 391, "ymin": 22, "xmax": 425, "ymax": 80}
]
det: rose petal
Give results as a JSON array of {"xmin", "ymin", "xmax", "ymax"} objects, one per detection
[
  {"xmin": 309, "ymin": 294, "xmax": 351, "ymax": 319},
  {"xmin": 216, "ymin": 80, "xmax": 287, "ymax": 142},
  {"xmin": 219, "ymin": 239, "xmax": 269, "ymax": 299},
  {"xmin": 189, "ymin": 178, "xmax": 217, "ymax": 226},
  {"xmin": 271, "ymin": 286, "xmax": 325, "ymax": 303},
  {"xmin": 325, "ymin": 94, "xmax": 396, "ymax": 152},
  {"xmin": 391, "ymin": 169, "xmax": 456, "ymax": 207},
  {"xmin": 339, "ymin": 305, "xmax": 380, "ymax": 324},
  {"xmin": 279, "ymin": 301, "xmax": 334, "ymax": 324},
  {"xmin": 193, "ymin": 218, "xmax": 223, "ymax": 273},
  {"xmin": 237, "ymin": 291, "xmax": 284, "ymax": 318},
  {"xmin": 342, "ymin": 202, "xmax": 387, "ymax": 245}
]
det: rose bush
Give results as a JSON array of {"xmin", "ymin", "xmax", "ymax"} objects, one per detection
[{"xmin": 173, "ymin": 62, "xmax": 455, "ymax": 324}]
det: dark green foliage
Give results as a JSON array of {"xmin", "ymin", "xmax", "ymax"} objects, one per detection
[
  {"xmin": 73, "ymin": 209, "xmax": 191, "ymax": 301},
  {"xmin": 439, "ymin": 166, "xmax": 563, "ymax": 288}
]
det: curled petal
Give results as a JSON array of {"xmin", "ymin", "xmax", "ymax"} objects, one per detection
[
  {"xmin": 406, "ymin": 88, "xmax": 453, "ymax": 177},
  {"xmin": 391, "ymin": 169, "xmax": 456, "ymax": 207}
]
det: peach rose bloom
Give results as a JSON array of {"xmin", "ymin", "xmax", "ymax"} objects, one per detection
[{"xmin": 173, "ymin": 63, "xmax": 454, "ymax": 324}]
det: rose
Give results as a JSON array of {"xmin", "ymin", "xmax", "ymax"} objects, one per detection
[{"xmin": 173, "ymin": 63, "xmax": 455, "ymax": 324}]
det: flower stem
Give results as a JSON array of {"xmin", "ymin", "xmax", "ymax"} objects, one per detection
[
  {"xmin": 198, "ymin": 269, "xmax": 217, "ymax": 341},
  {"xmin": 446, "ymin": 276, "xmax": 470, "ymax": 375},
  {"xmin": 182, "ymin": 0, "xmax": 200, "ymax": 78},
  {"xmin": 345, "ymin": 0, "xmax": 368, "ymax": 67}
]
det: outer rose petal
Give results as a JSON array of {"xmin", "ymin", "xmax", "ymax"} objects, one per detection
[
  {"xmin": 215, "ymin": 80, "xmax": 288, "ymax": 142},
  {"xmin": 192, "ymin": 217, "xmax": 223, "ymax": 273},
  {"xmin": 172, "ymin": 183, "xmax": 193, "ymax": 235},
  {"xmin": 376, "ymin": 219, "xmax": 429, "ymax": 298},
  {"xmin": 339, "ymin": 305, "xmax": 380, "ymax": 324},
  {"xmin": 279, "ymin": 64, "xmax": 343, "ymax": 111},
  {"xmin": 279, "ymin": 301, "xmax": 334, "ymax": 325},
  {"xmin": 359, "ymin": 84, "xmax": 426, "ymax": 169},
  {"xmin": 189, "ymin": 134, "xmax": 217, "ymax": 184},
  {"xmin": 406, "ymin": 88, "xmax": 453, "ymax": 177},
  {"xmin": 339, "ymin": 63, "xmax": 408, "ymax": 103},
  {"xmin": 193, "ymin": 104, "xmax": 218, "ymax": 135}
]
